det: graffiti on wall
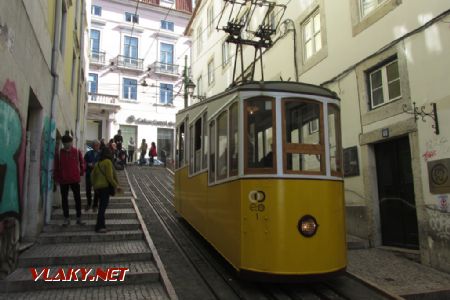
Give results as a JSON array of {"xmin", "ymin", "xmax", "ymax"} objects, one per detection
[
  {"xmin": 0, "ymin": 86, "xmax": 23, "ymax": 219},
  {"xmin": 423, "ymin": 136, "xmax": 450, "ymax": 162},
  {"xmin": 427, "ymin": 204, "xmax": 450, "ymax": 240},
  {"xmin": 40, "ymin": 117, "xmax": 56, "ymax": 205}
]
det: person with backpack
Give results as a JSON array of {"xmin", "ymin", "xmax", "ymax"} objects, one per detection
[
  {"xmin": 149, "ymin": 142, "xmax": 157, "ymax": 165},
  {"xmin": 54, "ymin": 134, "xmax": 85, "ymax": 226},
  {"xmin": 91, "ymin": 148, "xmax": 122, "ymax": 233},
  {"xmin": 84, "ymin": 140, "xmax": 101, "ymax": 212},
  {"xmin": 139, "ymin": 139, "xmax": 148, "ymax": 165}
]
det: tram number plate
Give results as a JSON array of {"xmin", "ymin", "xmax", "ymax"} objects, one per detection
[{"xmin": 248, "ymin": 190, "xmax": 266, "ymax": 212}]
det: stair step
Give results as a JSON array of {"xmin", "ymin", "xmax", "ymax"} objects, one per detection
[
  {"xmin": 18, "ymin": 241, "xmax": 152, "ymax": 267},
  {"xmin": 51, "ymin": 208, "xmax": 137, "ymax": 220},
  {"xmin": 39, "ymin": 230, "xmax": 144, "ymax": 244},
  {"xmin": 0, "ymin": 261, "xmax": 159, "ymax": 292},
  {"xmin": 68, "ymin": 195, "xmax": 133, "ymax": 201},
  {"xmin": 43, "ymin": 219, "xmax": 141, "ymax": 233},
  {"xmin": 0, "ymin": 282, "xmax": 169, "ymax": 299},
  {"xmin": 69, "ymin": 202, "xmax": 133, "ymax": 209}
]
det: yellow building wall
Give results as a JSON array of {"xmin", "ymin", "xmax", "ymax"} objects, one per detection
[{"xmin": 47, "ymin": 0, "xmax": 56, "ymax": 42}]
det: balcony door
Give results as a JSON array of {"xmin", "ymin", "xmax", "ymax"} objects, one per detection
[
  {"xmin": 124, "ymin": 36, "xmax": 139, "ymax": 67},
  {"xmin": 88, "ymin": 73, "xmax": 98, "ymax": 101},
  {"xmin": 160, "ymin": 43, "xmax": 174, "ymax": 72},
  {"xmin": 90, "ymin": 29, "xmax": 100, "ymax": 60}
]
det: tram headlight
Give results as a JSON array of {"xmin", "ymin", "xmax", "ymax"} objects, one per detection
[{"xmin": 298, "ymin": 215, "xmax": 318, "ymax": 237}]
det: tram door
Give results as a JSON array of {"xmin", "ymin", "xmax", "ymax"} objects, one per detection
[{"xmin": 374, "ymin": 136, "xmax": 419, "ymax": 249}]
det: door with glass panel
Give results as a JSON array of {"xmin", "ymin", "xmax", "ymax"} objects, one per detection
[
  {"xmin": 160, "ymin": 43, "xmax": 174, "ymax": 73},
  {"xmin": 124, "ymin": 36, "xmax": 138, "ymax": 67}
]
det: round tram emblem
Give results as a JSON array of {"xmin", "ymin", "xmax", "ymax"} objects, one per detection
[{"xmin": 431, "ymin": 164, "xmax": 448, "ymax": 186}]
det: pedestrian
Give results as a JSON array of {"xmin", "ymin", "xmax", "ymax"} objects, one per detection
[
  {"xmin": 139, "ymin": 139, "xmax": 148, "ymax": 165},
  {"xmin": 99, "ymin": 138, "xmax": 107, "ymax": 150},
  {"xmin": 91, "ymin": 147, "xmax": 122, "ymax": 233},
  {"xmin": 113, "ymin": 129, "xmax": 123, "ymax": 151},
  {"xmin": 84, "ymin": 140, "xmax": 101, "ymax": 212},
  {"xmin": 54, "ymin": 134, "xmax": 85, "ymax": 226},
  {"xmin": 149, "ymin": 142, "xmax": 157, "ymax": 165},
  {"xmin": 127, "ymin": 136, "xmax": 135, "ymax": 163}
]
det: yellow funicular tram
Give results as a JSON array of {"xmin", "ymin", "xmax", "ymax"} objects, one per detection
[{"xmin": 174, "ymin": 81, "xmax": 346, "ymax": 279}]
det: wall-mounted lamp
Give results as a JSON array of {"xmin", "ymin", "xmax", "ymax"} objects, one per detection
[{"xmin": 402, "ymin": 102, "xmax": 439, "ymax": 135}]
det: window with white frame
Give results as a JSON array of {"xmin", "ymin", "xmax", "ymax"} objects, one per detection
[
  {"xmin": 368, "ymin": 59, "xmax": 401, "ymax": 109},
  {"xmin": 222, "ymin": 41, "xmax": 230, "ymax": 66},
  {"xmin": 302, "ymin": 9, "xmax": 322, "ymax": 61},
  {"xmin": 207, "ymin": 59, "xmax": 215, "ymax": 85},
  {"xmin": 90, "ymin": 29, "xmax": 100, "ymax": 53},
  {"xmin": 207, "ymin": 5, "xmax": 214, "ymax": 36},
  {"xmin": 123, "ymin": 78, "xmax": 137, "ymax": 100},
  {"xmin": 160, "ymin": 83, "xmax": 173, "ymax": 104},
  {"xmin": 360, "ymin": 0, "xmax": 387, "ymax": 18},
  {"xmin": 197, "ymin": 25, "xmax": 203, "ymax": 55},
  {"xmin": 125, "ymin": 12, "xmax": 139, "ymax": 24},
  {"xmin": 91, "ymin": 5, "xmax": 102, "ymax": 16},
  {"xmin": 161, "ymin": 20, "xmax": 174, "ymax": 31}
]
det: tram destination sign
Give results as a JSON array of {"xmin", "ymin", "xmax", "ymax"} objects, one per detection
[{"xmin": 428, "ymin": 158, "xmax": 450, "ymax": 194}]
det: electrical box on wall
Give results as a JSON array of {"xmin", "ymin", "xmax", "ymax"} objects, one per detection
[{"xmin": 428, "ymin": 158, "xmax": 450, "ymax": 194}]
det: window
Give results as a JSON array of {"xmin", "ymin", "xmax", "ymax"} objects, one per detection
[
  {"xmin": 160, "ymin": 43, "xmax": 174, "ymax": 71},
  {"xmin": 217, "ymin": 111, "xmax": 228, "ymax": 181},
  {"xmin": 124, "ymin": 36, "xmax": 138, "ymax": 59},
  {"xmin": 125, "ymin": 12, "xmax": 139, "ymax": 24},
  {"xmin": 90, "ymin": 29, "xmax": 100, "ymax": 53},
  {"xmin": 244, "ymin": 98, "xmax": 276, "ymax": 173},
  {"xmin": 177, "ymin": 122, "xmax": 185, "ymax": 168},
  {"xmin": 160, "ymin": 83, "xmax": 173, "ymax": 104},
  {"xmin": 91, "ymin": 5, "xmax": 102, "ymax": 16},
  {"xmin": 202, "ymin": 112, "xmax": 208, "ymax": 170},
  {"xmin": 222, "ymin": 41, "xmax": 230, "ymax": 66},
  {"xmin": 189, "ymin": 124, "xmax": 194, "ymax": 174},
  {"xmin": 328, "ymin": 104, "xmax": 342, "ymax": 176},
  {"xmin": 302, "ymin": 9, "xmax": 321, "ymax": 60},
  {"xmin": 368, "ymin": 59, "xmax": 401, "ymax": 109},
  {"xmin": 157, "ymin": 128, "xmax": 174, "ymax": 162},
  {"xmin": 60, "ymin": 2, "xmax": 67, "ymax": 54},
  {"xmin": 161, "ymin": 20, "xmax": 174, "ymax": 31},
  {"xmin": 197, "ymin": 26, "xmax": 203, "ymax": 55},
  {"xmin": 123, "ymin": 78, "xmax": 137, "ymax": 100},
  {"xmin": 229, "ymin": 103, "xmax": 239, "ymax": 176},
  {"xmin": 209, "ymin": 120, "xmax": 216, "ymax": 183},
  {"xmin": 283, "ymin": 99, "xmax": 324, "ymax": 174},
  {"xmin": 194, "ymin": 118, "xmax": 202, "ymax": 172},
  {"xmin": 88, "ymin": 73, "xmax": 98, "ymax": 95},
  {"xmin": 360, "ymin": 0, "xmax": 386, "ymax": 18},
  {"xmin": 71, "ymin": 52, "xmax": 77, "ymax": 93},
  {"xmin": 207, "ymin": 59, "xmax": 215, "ymax": 85},
  {"xmin": 207, "ymin": 5, "xmax": 214, "ymax": 36},
  {"xmin": 197, "ymin": 76, "xmax": 203, "ymax": 97}
]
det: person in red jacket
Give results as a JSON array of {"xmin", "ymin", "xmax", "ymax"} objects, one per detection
[
  {"xmin": 149, "ymin": 142, "xmax": 157, "ymax": 165},
  {"xmin": 54, "ymin": 134, "xmax": 85, "ymax": 226}
]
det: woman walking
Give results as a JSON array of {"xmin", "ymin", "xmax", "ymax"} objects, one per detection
[
  {"xmin": 91, "ymin": 148, "xmax": 122, "ymax": 233},
  {"xmin": 149, "ymin": 142, "xmax": 157, "ymax": 165}
]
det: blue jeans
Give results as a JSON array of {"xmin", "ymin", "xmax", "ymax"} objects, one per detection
[{"xmin": 95, "ymin": 188, "xmax": 110, "ymax": 230}]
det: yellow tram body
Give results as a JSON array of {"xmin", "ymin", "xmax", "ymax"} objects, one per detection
[{"xmin": 175, "ymin": 82, "xmax": 346, "ymax": 278}]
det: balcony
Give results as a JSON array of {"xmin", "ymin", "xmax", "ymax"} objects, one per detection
[
  {"xmin": 114, "ymin": 55, "xmax": 144, "ymax": 72},
  {"xmin": 87, "ymin": 93, "xmax": 120, "ymax": 113},
  {"xmin": 152, "ymin": 62, "xmax": 180, "ymax": 77},
  {"xmin": 132, "ymin": 0, "xmax": 192, "ymax": 13},
  {"xmin": 89, "ymin": 51, "xmax": 106, "ymax": 65}
]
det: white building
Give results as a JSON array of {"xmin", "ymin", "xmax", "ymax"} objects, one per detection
[
  {"xmin": 86, "ymin": 0, "xmax": 192, "ymax": 162},
  {"xmin": 186, "ymin": 0, "xmax": 450, "ymax": 273}
]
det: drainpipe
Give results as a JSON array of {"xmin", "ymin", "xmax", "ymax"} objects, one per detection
[
  {"xmin": 75, "ymin": 0, "xmax": 86, "ymax": 149},
  {"xmin": 183, "ymin": 55, "xmax": 188, "ymax": 108},
  {"xmin": 45, "ymin": 0, "xmax": 62, "ymax": 224}
]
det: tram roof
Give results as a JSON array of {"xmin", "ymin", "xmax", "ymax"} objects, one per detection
[{"xmin": 179, "ymin": 81, "xmax": 339, "ymax": 114}]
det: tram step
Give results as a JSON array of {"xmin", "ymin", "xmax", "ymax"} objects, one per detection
[
  {"xmin": 51, "ymin": 208, "xmax": 137, "ymax": 220},
  {"xmin": 0, "ymin": 261, "xmax": 160, "ymax": 292},
  {"xmin": 38, "ymin": 230, "xmax": 144, "ymax": 244},
  {"xmin": 18, "ymin": 240, "xmax": 152, "ymax": 267},
  {"xmin": 43, "ymin": 219, "xmax": 141, "ymax": 233}
]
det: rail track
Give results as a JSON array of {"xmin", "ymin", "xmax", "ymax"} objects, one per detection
[{"xmin": 126, "ymin": 166, "xmax": 401, "ymax": 300}]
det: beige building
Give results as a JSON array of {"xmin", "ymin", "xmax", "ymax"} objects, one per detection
[{"xmin": 186, "ymin": 0, "xmax": 450, "ymax": 272}]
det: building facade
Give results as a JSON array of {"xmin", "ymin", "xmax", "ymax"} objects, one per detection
[
  {"xmin": 86, "ymin": 0, "xmax": 192, "ymax": 163},
  {"xmin": 0, "ymin": 0, "xmax": 89, "ymax": 277},
  {"xmin": 186, "ymin": 0, "xmax": 450, "ymax": 272}
]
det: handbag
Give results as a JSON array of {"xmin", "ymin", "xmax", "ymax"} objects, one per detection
[{"xmin": 98, "ymin": 162, "xmax": 115, "ymax": 196}]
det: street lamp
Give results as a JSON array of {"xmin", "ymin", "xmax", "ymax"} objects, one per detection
[{"xmin": 186, "ymin": 79, "xmax": 196, "ymax": 97}]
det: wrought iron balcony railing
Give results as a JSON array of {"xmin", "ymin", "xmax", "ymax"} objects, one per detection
[
  {"xmin": 115, "ymin": 55, "xmax": 144, "ymax": 71},
  {"xmin": 153, "ymin": 62, "xmax": 179, "ymax": 76},
  {"xmin": 90, "ymin": 51, "xmax": 106, "ymax": 65},
  {"xmin": 88, "ymin": 92, "xmax": 118, "ymax": 105}
]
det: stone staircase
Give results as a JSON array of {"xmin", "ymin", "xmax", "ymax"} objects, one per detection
[{"xmin": 0, "ymin": 170, "xmax": 174, "ymax": 299}]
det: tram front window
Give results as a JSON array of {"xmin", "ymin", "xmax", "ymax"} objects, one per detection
[{"xmin": 245, "ymin": 98, "xmax": 276, "ymax": 173}]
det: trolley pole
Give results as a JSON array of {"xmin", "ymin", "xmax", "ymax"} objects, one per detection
[{"xmin": 184, "ymin": 55, "xmax": 188, "ymax": 108}]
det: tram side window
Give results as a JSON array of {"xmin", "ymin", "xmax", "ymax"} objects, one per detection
[
  {"xmin": 229, "ymin": 102, "xmax": 239, "ymax": 176},
  {"xmin": 177, "ymin": 123, "xmax": 185, "ymax": 167},
  {"xmin": 245, "ymin": 98, "xmax": 276, "ymax": 173},
  {"xmin": 189, "ymin": 124, "xmax": 194, "ymax": 174},
  {"xmin": 209, "ymin": 120, "xmax": 216, "ymax": 183},
  {"xmin": 328, "ymin": 104, "xmax": 342, "ymax": 175},
  {"xmin": 217, "ymin": 111, "xmax": 228, "ymax": 181},
  {"xmin": 283, "ymin": 99, "xmax": 324, "ymax": 174},
  {"xmin": 202, "ymin": 112, "xmax": 208, "ymax": 170},
  {"xmin": 194, "ymin": 118, "xmax": 202, "ymax": 172}
]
